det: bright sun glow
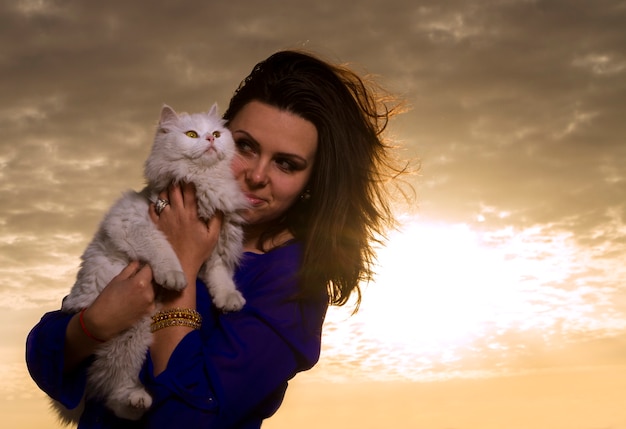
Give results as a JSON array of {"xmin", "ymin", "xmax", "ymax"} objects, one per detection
[
  {"xmin": 317, "ymin": 217, "xmax": 626, "ymax": 382},
  {"xmin": 366, "ymin": 221, "xmax": 572, "ymax": 344}
]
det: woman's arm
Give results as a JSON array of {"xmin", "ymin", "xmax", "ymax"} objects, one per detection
[
  {"xmin": 26, "ymin": 310, "xmax": 83, "ymax": 408},
  {"xmin": 148, "ymin": 182, "xmax": 222, "ymax": 375},
  {"xmin": 25, "ymin": 261, "xmax": 157, "ymax": 407}
]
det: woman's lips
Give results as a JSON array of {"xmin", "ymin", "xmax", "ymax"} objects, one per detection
[{"xmin": 245, "ymin": 193, "xmax": 266, "ymax": 206}]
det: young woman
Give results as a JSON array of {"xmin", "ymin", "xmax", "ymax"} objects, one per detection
[{"xmin": 26, "ymin": 50, "xmax": 406, "ymax": 428}]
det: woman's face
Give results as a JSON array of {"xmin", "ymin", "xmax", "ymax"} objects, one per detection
[{"xmin": 229, "ymin": 101, "xmax": 318, "ymax": 228}]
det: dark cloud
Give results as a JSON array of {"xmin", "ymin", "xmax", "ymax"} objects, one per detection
[{"xmin": 378, "ymin": 0, "xmax": 626, "ymax": 234}]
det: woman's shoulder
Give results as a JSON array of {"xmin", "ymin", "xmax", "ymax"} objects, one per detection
[
  {"xmin": 242, "ymin": 240, "xmax": 302, "ymax": 266},
  {"xmin": 235, "ymin": 241, "xmax": 303, "ymax": 296}
]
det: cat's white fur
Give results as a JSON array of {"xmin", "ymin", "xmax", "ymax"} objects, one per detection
[{"xmin": 54, "ymin": 104, "xmax": 248, "ymax": 422}]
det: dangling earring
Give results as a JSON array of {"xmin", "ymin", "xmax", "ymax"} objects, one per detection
[{"xmin": 300, "ymin": 189, "xmax": 311, "ymax": 202}]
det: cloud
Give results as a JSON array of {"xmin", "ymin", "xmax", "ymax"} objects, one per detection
[{"xmin": 383, "ymin": 0, "xmax": 626, "ymax": 231}]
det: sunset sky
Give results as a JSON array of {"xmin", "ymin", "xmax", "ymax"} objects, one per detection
[{"xmin": 1, "ymin": 0, "xmax": 625, "ymax": 428}]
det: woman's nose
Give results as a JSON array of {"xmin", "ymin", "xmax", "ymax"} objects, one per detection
[{"xmin": 246, "ymin": 160, "xmax": 269, "ymax": 186}]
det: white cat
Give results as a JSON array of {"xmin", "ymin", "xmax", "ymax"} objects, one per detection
[{"xmin": 55, "ymin": 104, "xmax": 248, "ymax": 422}]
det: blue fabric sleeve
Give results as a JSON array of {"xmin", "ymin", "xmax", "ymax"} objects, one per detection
[{"xmin": 25, "ymin": 309, "xmax": 89, "ymax": 410}]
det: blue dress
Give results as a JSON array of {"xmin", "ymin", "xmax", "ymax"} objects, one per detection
[{"xmin": 26, "ymin": 242, "xmax": 328, "ymax": 428}]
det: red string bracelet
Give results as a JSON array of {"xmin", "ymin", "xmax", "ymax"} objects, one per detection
[{"xmin": 79, "ymin": 308, "xmax": 105, "ymax": 343}]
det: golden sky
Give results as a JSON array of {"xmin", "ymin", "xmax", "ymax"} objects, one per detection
[{"xmin": 1, "ymin": 0, "xmax": 625, "ymax": 428}]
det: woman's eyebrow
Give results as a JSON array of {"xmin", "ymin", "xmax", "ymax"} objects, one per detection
[
  {"xmin": 277, "ymin": 153, "xmax": 310, "ymax": 169},
  {"xmin": 232, "ymin": 129, "xmax": 258, "ymax": 144},
  {"xmin": 232, "ymin": 130, "xmax": 310, "ymax": 165}
]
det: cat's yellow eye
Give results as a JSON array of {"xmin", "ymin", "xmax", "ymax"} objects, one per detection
[
  {"xmin": 212, "ymin": 131, "xmax": 221, "ymax": 138},
  {"xmin": 185, "ymin": 130, "xmax": 199, "ymax": 138}
]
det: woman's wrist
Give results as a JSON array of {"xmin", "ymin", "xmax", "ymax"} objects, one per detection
[
  {"xmin": 81, "ymin": 304, "xmax": 119, "ymax": 342},
  {"xmin": 149, "ymin": 281, "xmax": 197, "ymax": 375},
  {"xmin": 64, "ymin": 311, "xmax": 103, "ymax": 371},
  {"xmin": 79, "ymin": 308, "xmax": 106, "ymax": 343}
]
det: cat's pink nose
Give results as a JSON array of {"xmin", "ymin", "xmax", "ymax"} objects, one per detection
[{"xmin": 206, "ymin": 135, "xmax": 215, "ymax": 143}]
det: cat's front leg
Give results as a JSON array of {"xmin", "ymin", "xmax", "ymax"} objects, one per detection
[
  {"xmin": 104, "ymin": 194, "xmax": 188, "ymax": 292},
  {"xmin": 123, "ymin": 224, "xmax": 187, "ymax": 292},
  {"xmin": 201, "ymin": 255, "xmax": 245, "ymax": 312},
  {"xmin": 152, "ymin": 266, "xmax": 187, "ymax": 292}
]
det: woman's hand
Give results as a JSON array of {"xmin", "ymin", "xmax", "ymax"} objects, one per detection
[
  {"xmin": 150, "ymin": 183, "xmax": 223, "ymax": 282},
  {"xmin": 86, "ymin": 262, "xmax": 156, "ymax": 340},
  {"xmin": 64, "ymin": 262, "xmax": 155, "ymax": 371}
]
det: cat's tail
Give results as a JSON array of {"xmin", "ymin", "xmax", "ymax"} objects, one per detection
[{"xmin": 49, "ymin": 397, "xmax": 84, "ymax": 426}]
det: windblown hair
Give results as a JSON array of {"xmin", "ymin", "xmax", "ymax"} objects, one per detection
[{"xmin": 224, "ymin": 50, "xmax": 408, "ymax": 309}]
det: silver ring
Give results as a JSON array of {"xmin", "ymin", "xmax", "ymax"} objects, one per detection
[{"xmin": 155, "ymin": 198, "xmax": 170, "ymax": 215}]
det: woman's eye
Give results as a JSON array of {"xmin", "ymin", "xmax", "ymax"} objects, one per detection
[
  {"xmin": 185, "ymin": 130, "xmax": 199, "ymax": 138},
  {"xmin": 235, "ymin": 139, "xmax": 254, "ymax": 153},
  {"xmin": 212, "ymin": 131, "xmax": 221, "ymax": 138},
  {"xmin": 276, "ymin": 158, "xmax": 297, "ymax": 172}
]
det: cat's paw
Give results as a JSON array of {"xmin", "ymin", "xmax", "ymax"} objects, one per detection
[
  {"xmin": 213, "ymin": 290, "xmax": 246, "ymax": 312},
  {"xmin": 155, "ymin": 270, "xmax": 187, "ymax": 291},
  {"xmin": 108, "ymin": 388, "xmax": 152, "ymax": 421},
  {"xmin": 128, "ymin": 388, "xmax": 153, "ymax": 410}
]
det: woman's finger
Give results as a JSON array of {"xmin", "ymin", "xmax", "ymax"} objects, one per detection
[
  {"xmin": 180, "ymin": 182, "xmax": 197, "ymax": 207},
  {"xmin": 166, "ymin": 183, "xmax": 183, "ymax": 207},
  {"xmin": 208, "ymin": 211, "xmax": 224, "ymax": 231},
  {"xmin": 158, "ymin": 187, "xmax": 170, "ymax": 201},
  {"xmin": 153, "ymin": 184, "xmax": 175, "ymax": 218},
  {"xmin": 113, "ymin": 261, "xmax": 142, "ymax": 280},
  {"xmin": 134, "ymin": 263, "xmax": 153, "ymax": 283}
]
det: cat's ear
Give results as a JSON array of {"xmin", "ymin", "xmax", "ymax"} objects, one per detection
[
  {"xmin": 160, "ymin": 104, "xmax": 178, "ymax": 124},
  {"xmin": 208, "ymin": 103, "xmax": 219, "ymax": 118}
]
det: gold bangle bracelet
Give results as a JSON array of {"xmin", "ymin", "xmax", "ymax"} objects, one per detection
[
  {"xmin": 150, "ymin": 317, "xmax": 201, "ymax": 333},
  {"xmin": 150, "ymin": 308, "xmax": 202, "ymax": 332},
  {"xmin": 151, "ymin": 308, "xmax": 202, "ymax": 324}
]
